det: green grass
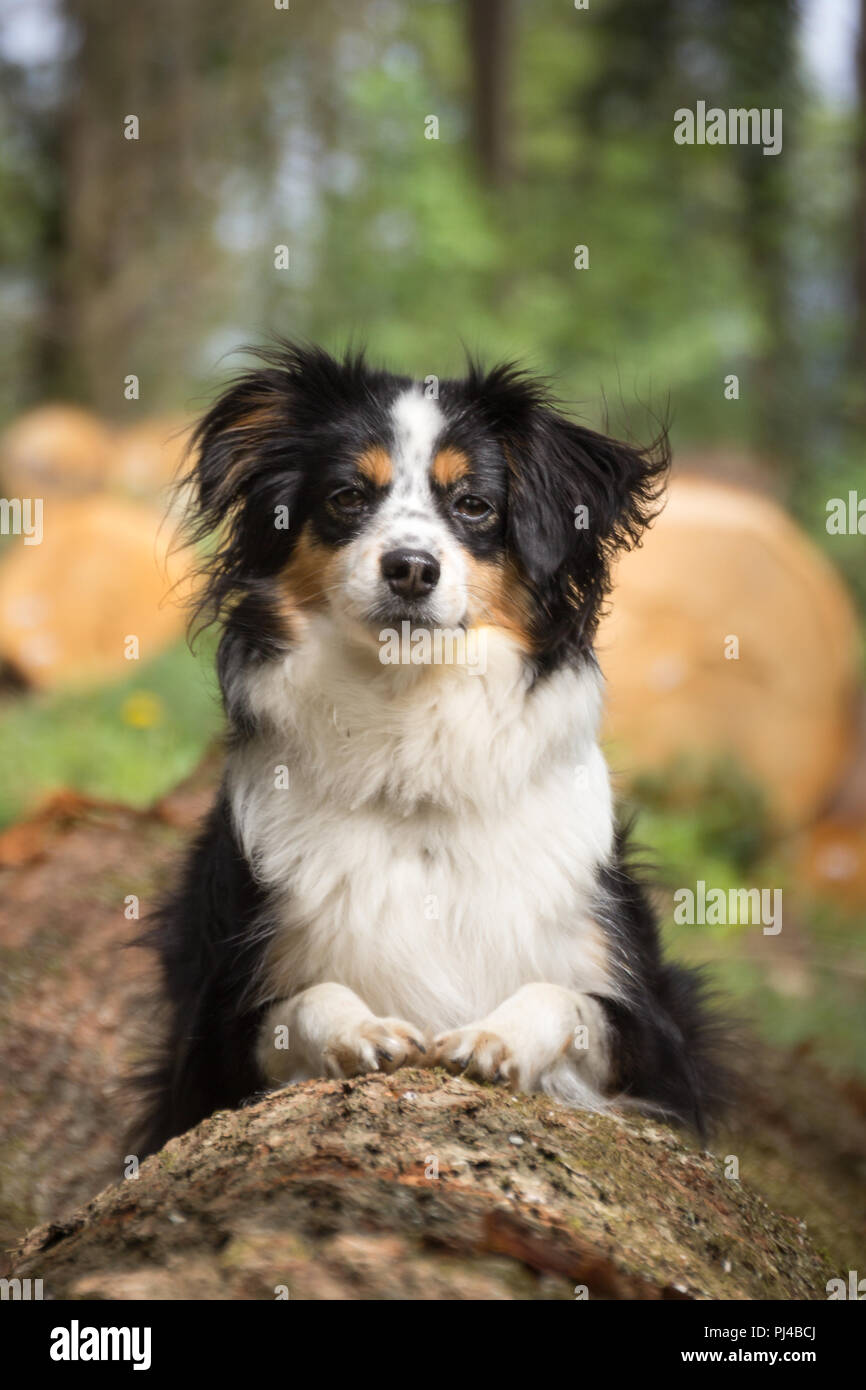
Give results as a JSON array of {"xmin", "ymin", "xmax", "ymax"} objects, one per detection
[{"xmin": 0, "ymin": 635, "xmax": 222, "ymax": 827}]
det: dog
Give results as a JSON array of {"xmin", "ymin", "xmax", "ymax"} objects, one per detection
[{"xmin": 134, "ymin": 343, "xmax": 729, "ymax": 1156}]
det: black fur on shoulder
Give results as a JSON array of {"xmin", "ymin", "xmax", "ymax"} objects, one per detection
[
  {"xmin": 130, "ymin": 795, "xmax": 269, "ymax": 1158},
  {"xmin": 592, "ymin": 823, "xmax": 737, "ymax": 1140}
]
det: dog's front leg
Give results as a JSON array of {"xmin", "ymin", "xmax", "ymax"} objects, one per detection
[
  {"xmin": 433, "ymin": 982, "xmax": 611, "ymax": 1100},
  {"xmin": 256, "ymin": 982, "xmax": 429, "ymax": 1084}
]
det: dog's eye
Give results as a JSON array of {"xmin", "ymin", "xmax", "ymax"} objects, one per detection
[
  {"xmin": 330, "ymin": 487, "xmax": 366, "ymax": 513},
  {"xmin": 452, "ymin": 494, "xmax": 493, "ymax": 521}
]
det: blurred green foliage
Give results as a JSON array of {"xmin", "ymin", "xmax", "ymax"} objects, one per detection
[
  {"xmin": 630, "ymin": 754, "xmax": 773, "ymax": 876},
  {"xmin": 0, "ymin": 0, "xmax": 861, "ymax": 467}
]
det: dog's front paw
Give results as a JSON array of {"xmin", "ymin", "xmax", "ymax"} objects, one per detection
[
  {"xmin": 323, "ymin": 1016, "xmax": 428, "ymax": 1079},
  {"xmin": 432, "ymin": 1025, "xmax": 518, "ymax": 1086},
  {"xmin": 433, "ymin": 984, "xmax": 611, "ymax": 1095}
]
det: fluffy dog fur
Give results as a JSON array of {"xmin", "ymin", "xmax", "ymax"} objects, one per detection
[{"xmin": 134, "ymin": 343, "xmax": 730, "ymax": 1156}]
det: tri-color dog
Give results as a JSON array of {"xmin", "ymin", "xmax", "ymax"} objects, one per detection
[{"xmin": 135, "ymin": 344, "xmax": 728, "ymax": 1155}]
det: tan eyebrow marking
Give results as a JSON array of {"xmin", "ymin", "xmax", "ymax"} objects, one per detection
[
  {"xmin": 356, "ymin": 445, "xmax": 393, "ymax": 487},
  {"xmin": 432, "ymin": 446, "xmax": 471, "ymax": 488}
]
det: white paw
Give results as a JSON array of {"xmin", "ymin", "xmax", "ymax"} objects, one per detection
[
  {"xmin": 433, "ymin": 984, "xmax": 611, "ymax": 1095},
  {"xmin": 433, "ymin": 1025, "xmax": 518, "ymax": 1086},
  {"xmin": 323, "ymin": 1016, "xmax": 429, "ymax": 1079}
]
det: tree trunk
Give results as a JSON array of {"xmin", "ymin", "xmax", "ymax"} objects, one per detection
[
  {"xmin": 10, "ymin": 1066, "xmax": 832, "ymax": 1301},
  {"xmin": 853, "ymin": 0, "xmax": 866, "ymax": 384},
  {"xmin": 466, "ymin": 0, "xmax": 513, "ymax": 188}
]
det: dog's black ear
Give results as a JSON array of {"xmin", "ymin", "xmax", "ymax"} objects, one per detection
[
  {"xmin": 189, "ymin": 370, "xmax": 295, "ymax": 522},
  {"xmin": 180, "ymin": 364, "xmax": 307, "ymax": 634},
  {"xmin": 464, "ymin": 360, "xmax": 668, "ymax": 595},
  {"xmin": 507, "ymin": 409, "xmax": 670, "ymax": 589},
  {"xmin": 181, "ymin": 343, "xmax": 373, "ymax": 634},
  {"xmin": 187, "ymin": 342, "xmax": 369, "ymax": 529}
]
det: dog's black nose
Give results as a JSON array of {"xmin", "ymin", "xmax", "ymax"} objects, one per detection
[{"xmin": 381, "ymin": 549, "xmax": 440, "ymax": 599}]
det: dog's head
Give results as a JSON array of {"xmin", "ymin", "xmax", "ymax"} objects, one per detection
[{"xmin": 185, "ymin": 344, "xmax": 668, "ymax": 673}]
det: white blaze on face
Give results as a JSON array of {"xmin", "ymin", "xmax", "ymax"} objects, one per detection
[{"xmin": 339, "ymin": 387, "xmax": 469, "ymax": 629}]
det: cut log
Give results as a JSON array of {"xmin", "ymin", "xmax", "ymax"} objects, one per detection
[
  {"xmin": 0, "ymin": 404, "xmax": 114, "ymax": 497},
  {"xmin": 598, "ymin": 477, "xmax": 860, "ymax": 827},
  {"xmin": 0, "ymin": 765, "xmax": 216, "ymax": 1261},
  {"xmin": 0, "ymin": 496, "xmax": 191, "ymax": 689},
  {"xmin": 9, "ymin": 1069, "xmax": 834, "ymax": 1301},
  {"xmin": 109, "ymin": 416, "xmax": 193, "ymax": 503},
  {"xmin": 790, "ymin": 815, "xmax": 866, "ymax": 907}
]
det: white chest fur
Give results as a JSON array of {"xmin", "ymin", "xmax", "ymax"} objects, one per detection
[{"xmin": 228, "ymin": 618, "xmax": 616, "ymax": 1033}]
